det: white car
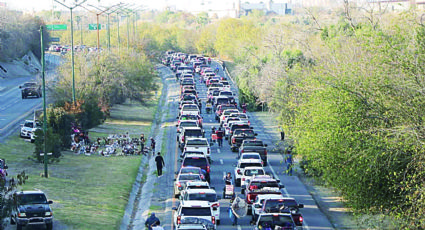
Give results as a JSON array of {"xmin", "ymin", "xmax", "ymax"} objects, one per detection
[
  {"xmin": 219, "ymin": 109, "xmax": 240, "ymax": 125},
  {"xmin": 173, "ymin": 201, "xmax": 216, "ymax": 229},
  {"xmin": 241, "ymin": 166, "xmax": 266, "ymax": 188},
  {"xmin": 234, "ymin": 158, "xmax": 263, "ymax": 187},
  {"xmin": 229, "ymin": 113, "xmax": 250, "ymax": 126},
  {"xmin": 239, "ymin": 152, "xmax": 262, "ymax": 161},
  {"xmin": 184, "ymin": 181, "xmax": 211, "ymax": 191},
  {"xmin": 181, "ymin": 189, "xmax": 221, "ymax": 225},
  {"xmin": 20, "ymin": 120, "xmax": 41, "ymax": 138},
  {"xmin": 176, "ymin": 120, "xmax": 199, "ymax": 134},
  {"xmin": 225, "ymin": 120, "xmax": 249, "ymax": 138},
  {"xmin": 183, "ymin": 138, "xmax": 211, "ymax": 160},
  {"xmin": 174, "ymin": 173, "xmax": 203, "ymax": 198},
  {"xmin": 251, "ymin": 194, "xmax": 285, "ymax": 220},
  {"xmin": 180, "ymin": 104, "xmax": 200, "ymax": 116}
]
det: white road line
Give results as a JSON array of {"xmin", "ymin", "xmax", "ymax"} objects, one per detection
[
  {"xmin": 217, "ymin": 149, "xmax": 221, "ymax": 154},
  {"xmin": 237, "ymin": 225, "xmax": 241, "ymax": 230},
  {"xmin": 222, "ymin": 171, "xmax": 226, "ymax": 178},
  {"xmin": 220, "ymin": 159, "xmax": 223, "ymax": 165}
]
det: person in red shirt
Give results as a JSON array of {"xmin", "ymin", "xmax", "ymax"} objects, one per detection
[{"xmin": 215, "ymin": 127, "xmax": 225, "ymax": 147}]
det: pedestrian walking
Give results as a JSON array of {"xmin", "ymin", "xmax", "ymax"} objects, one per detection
[
  {"xmin": 279, "ymin": 127, "xmax": 285, "ymax": 141},
  {"xmin": 140, "ymin": 134, "xmax": 146, "ymax": 151},
  {"xmin": 222, "ymin": 61, "xmax": 226, "ymax": 71},
  {"xmin": 285, "ymin": 149, "xmax": 293, "ymax": 176},
  {"xmin": 242, "ymin": 103, "xmax": 247, "ymax": 113},
  {"xmin": 155, "ymin": 152, "xmax": 165, "ymax": 177},
  {"xmin": 216, "ymin": 127, "xmax": 224, "ymax": 147},
  {"xmin": 150, "ymin": 137, "xmax": 156, "ymax": 156},
  {"xmin": 145, "ymin": 213, "xmax": 160, "ymax": 230}
]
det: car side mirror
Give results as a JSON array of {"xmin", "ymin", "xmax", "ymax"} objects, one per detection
[
  {"xmin": 279, "ymin": 184, "xmax": 285, "ymax": 189},
  {"xmin": 173, "ymin": 178, "xmax": 176, "ymax": 181},
  {"xmin": 264, "ymin": 144, "xmax": 268, "ymax": 147},
  {"xmin": 48, "ymin": 200, "xmax": 53, "ymax": 204},
  {"xmin": 298, "ymin": 204, "xmax": 304, "ymax": 208},
  {"xmin": 19, "ymin": 86, "xmax": 22, "ymax": 88},
  {"xmin": 172, "ymin": 207, "xmax": 177, "ymax": 211},
  {"xmin": 255, "ymin": 133, "xmax": 258, "ymax": 136},
  {"xmin": 175, "ymin": 124, "xmax": 178, "ymax": 127},
  {"xmin": 250, "ymin": 127, "xmax": 254, "ymax": 129}
]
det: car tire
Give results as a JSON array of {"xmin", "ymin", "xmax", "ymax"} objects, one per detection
[
  {"xmin": 16, "ymin": 224, "xmax": 23, "ymax": 230},
  {"xmin": 46, "ymin": 223, "xmax": 53, "ymax": 230}
]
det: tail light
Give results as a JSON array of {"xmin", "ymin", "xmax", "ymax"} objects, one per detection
[
  {"xmin": 299, "ymin": 216, "xmax": 303, "ymax": 223},
  {"xmin": 206, "ymin": 166, "xmax": 210, "ymax": 173},
  {"xmin": 264, "ymin": 150, "xmax": 267, "ymax": 155},
  {"xmin": 242, "ymin": 178, "xmax": 245, "ymax": 181},
  {"xmin": 237, "ymin": 169, "xmax": 241, "ymax": 174},
  {"xmin": 177, "ymin": 216, "xmax": 182, "ymax": 224},
  {"xmin": 247, "ymin": 194, "xmax": 251, "ymax": 201},
  {"xmin": 182, "ymin": 136, "xmax": 185, "ymax": 142},
  {"xmin": 241, "ymin": 150, "xmax": 244, "ymax": 153},
  {"xmin": 211, "ymin": 203, "xmax": 220, "ymax": 208},
  {"xmin": 232, "ymin": 138, "xmax": 236, "ymax": 144},
  {"xmin": 211, "ymin": 216, "xmax": 215, "ymax": 224},
  {"xmin": 177, "ymin": 182, "xmax": 181, "ymax": 187}
]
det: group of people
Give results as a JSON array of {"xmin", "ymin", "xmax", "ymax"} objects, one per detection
[{"xmin": 139, "ymin": 134, "xmax": 157, "ymax": 156}]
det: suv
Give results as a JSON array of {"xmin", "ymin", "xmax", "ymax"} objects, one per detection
[
  {"xmin": 20, "ymin": 120, "xmax": 41, "ymax": 139},
  {"xmin": 178, "ymin": 127, "xmax": 205, "ymax": 150},
  {"xmin": 234, "ymin": 158, "xmax": 263, "ymax": 187},
  {"xmin": 181, "ymin": 189, "xmax": 221, "ymax": 225},
  {"xmin": 253, "ymin": 213, "xmax": 297, "ymax": 230},
  {"xmin": 11, "ymin": 191, "xmax": 54, "ymax": 230},
  {"xmin": 19, "ymin": 82, "xmax": 42, "ymax": 99},
  {"xmin": 260, "ymin": 197, "xmax": 304, "ymax": 226},
  {"xmin": 181, "ymin": 154, "xmax": 211, "ymax": 183},
  {"xmin": 174, "ymin": 173, "xmax": 203, "ymax": 198},
  {"xmin": 229, "ymin": 129, "xmax": 257, "ymax": 152},
  {"xmin": 251, "ymin": 194, "xmax": 285, "ymax": 220},
  {"xmin": 173, "ymin": 201, "xmax": 216, "ymax": 229},
  {"xmin": 239, "ymin": 140, "xmax": 268, "ymax": 165}
]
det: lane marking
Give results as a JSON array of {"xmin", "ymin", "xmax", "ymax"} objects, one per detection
[
  {"xmin": 217, "ymin": 148, "xmax": 221, "ymax": 154},
  {"xmin": 237, "ymin": 225, "xmax": 241, "ymax": 230},
  {"xmin": 220, "ymin": 159, "xmax": 223, "ymax": 165}
]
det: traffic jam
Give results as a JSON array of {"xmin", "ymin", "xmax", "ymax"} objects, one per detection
[{"xmin": 164, "ymin": 51, "xmax": 305, "ymax": 230}]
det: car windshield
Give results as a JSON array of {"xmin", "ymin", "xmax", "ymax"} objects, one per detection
[
  {"xmin": 23, "ymin": 83, "xmax": 37, "ymax": 87},
  {"xmin": 187, "ymin": 185, "xmax": 209, "ymax": 190},
  {"xmin": 244, "ymin": 141, "xmax": 263, "ymax": 146},
  {"xmin": 181, "ymin": 207, "xmax": 211, "ymax": 216},
  {"xmin": 220, "ymin": 91, "xmax": 232, "ymax": 96},
  {"xmin": 250, "ymin": 181, "xmax": 279, "ymax": 189},
  {"xmin": 181, "ymin": 168, "xmax": 201, "ymax": 174},
  {"xmin": 185, "ymin": 130, "xmax": 203, "ymax": 137},
  {"xmin": 181, "ymin": 122, "xmax": 198, "ymax": 128},
  {"xmin": 186, "ymin": 139, "xmax": 208, "ymax": 145},
  {"xmin": 258, "ymin": 215, "xmax": 294, "ymax": 228},
  {"xmin": 187, "ymin": 193, "xmax": 217, "ymax": 202},
  {"xmin": 24, "ymin": 121, "xmax": 35, "ymax": 128},
  {"xmin": 183, "ymin": 105, "xmax": 199, "ymax": 111},
  {"xmin": 244, "ymin": 169, "xmax": 265, "ymax": 176},
  {"xmin": 238, "ymin": 114, "xmax": 248, "ymax": 119},
  {"xmin": 224, "ymin": 110, "xmax": 239, "ymax": 116},
  {"xmin": 18, "ymin": 194, "xmax": 48, "ymax": 205},
  {"xmin": 179, "ymin": 174, "xmax": 202, "ymax": 181},
  {"xmin": 212, "ymin": 91, "xmax": 220, "ymax": 96},
  {"xmin": 242, "ymin": 154, "xmax": 261, "ymax": 160},
  {"xmin": 183, "ymin": 158, "xmax": 207, "ymax": 167},
  {"xmin": 234, "ymin": 130, "xmax": 255, "ymax": 136},
  {"xmin": 216, "ymin": 98, "xmax": 229, "ymax": 104},
  {"xmin": 240, "ymin": 163, "xmax": 262, "ymax": 168}
]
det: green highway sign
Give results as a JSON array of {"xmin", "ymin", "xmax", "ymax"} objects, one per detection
[
  {"xmin": 46, "ymin": 24, "xmax": 67, "ymax": 31},
  {"xmin": 88, "ymin": 24, "xmax": 101, "ymax": 30}
]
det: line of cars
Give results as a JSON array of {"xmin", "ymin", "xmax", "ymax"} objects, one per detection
[{"xmin": 166, "ymin": 50, "xmax": 306, "ymax": 229}]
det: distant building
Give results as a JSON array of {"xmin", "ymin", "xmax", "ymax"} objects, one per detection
[{"xmin": 240, "ymin": 0, "xmax": 293, "ymax": 16}]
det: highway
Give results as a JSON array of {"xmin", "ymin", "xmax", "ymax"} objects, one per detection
[{"xmin": 134, "ymin": 62, "xmax": 335, "ymax": 230}]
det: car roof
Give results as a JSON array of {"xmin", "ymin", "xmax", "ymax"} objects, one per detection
[
  {"xmin": 16, "ymin": 190, "xmax": 46, "ymax": 195},
  {"xmin": 184, "ymin": 154, "xmax": 207, "ymax": 159},
  {"xmin": 186, "ymin": 137, "xmax": 207, "ymax": 141},
  {"xmin": 186, "ymin": 181, "xmax": 210, "ymax": 186},
  {"xmin": 185, "ymin": 188, "xmax": 216, "ymax": 194},
  {"xmin": 243, "ymin": 166, "xmax": 265, "ymax": 170},
  {"xmin": 183, "ymin": 127, "xmax": 202, "ymax": 131},
  {"xmin": 256, "ymin": 194, "xmax": 285, "ymax": 200},
  {"xmin": 239, "ymin": 158, "xmax": 262, "ymax": 163}
]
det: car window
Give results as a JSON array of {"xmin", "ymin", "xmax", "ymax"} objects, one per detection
[
  {"xmin": 180, "ymin": 122, "xmax": 198, "ymax": 128},
  {"xmin": 181, "ymin": 168, "xmax": 201, "ymax": 174},
  {"xmin": 234, "ymin": 130, "xmax": 255, "ymax": 136},
  {"xmin": 18, "ymin": 194, "xmax": 48, "ymax": 205},
  {"xmin": 240, "ymin": 163, "xmax": 262, "ymax": 168},
  {"xmin": 244, "ymin": 169, "xmax": 265, "ymax": 176},
  {"xmin": 183, "ymin": 105, "xmax": 199, "ymax": 111},
  {"xmin": 184, "ymin": 130, "xmax": 203, "ymax": 137},
  {"xmin": 244, "ymin": 141, "xmax": 263, "ymax": 146},
  {"xmin": 250, "ymin": 181, "xmax": 279, "ymax": 189},
  {"xmin": 220, "ymin": 91, "xmax": 232, "ymax": 96},
  {"xmin": 216, "ymin": 98, "xmax": 229, "ymax": 104},
  {"xmin": 183, "ymin": 158, "xmax": 207, "ymax": 167},
  {"xmin": 258, "ymin": 215, "xmax": 294, "ymax": 228},
  {"xmin": 179, "ymin": 174, "xmax": 201, "ymax": 181},
  {"xmin": 186, "ymin": 139, "xmax": 208, "ymax": 145},
  {"xmin": 181, "ymin": 207, "xmax": 211, "ymax": 216},
  {"xmin": 241, "ymin": 154, "xmax": 261, "ymax": 160},
  {"xmin": 188, "ymin": 193, "xmax": 217, "ymax": 202},
  {"xmin": 24, "ymin": 121, "xmax": 34, "ymax": 128}
]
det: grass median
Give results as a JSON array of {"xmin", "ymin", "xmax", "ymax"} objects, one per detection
[{"xmin": 2, "ymin": 94, "xmax": 161, "ymax": 229}]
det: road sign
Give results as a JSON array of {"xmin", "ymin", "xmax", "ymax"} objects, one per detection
[
  {"xmin": 46, "ymin": 24, "xmax": 67, "ymax": 31},
  {"xmin": 49, "ymin": 37, "xmax": 60, "ymax": 42},
  {"xmin": 88, "ymin": 24, "xmax": 101, "ymax": 30}
]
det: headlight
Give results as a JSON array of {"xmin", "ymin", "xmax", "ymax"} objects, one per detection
[
  {"xmin": 18, "ymin": 213, "xmax": 26, "ymax": 217},
  {"xmin": 45, "ymin": 211, "xmax": 52, "ymax": 216}
]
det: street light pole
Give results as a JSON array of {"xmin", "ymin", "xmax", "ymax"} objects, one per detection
[
  {"xmin": 40, "ymin": 26, "xmax": 48, "ymax": 178},
  {"xmin": 53, "ymin": 0, "xmax": 87, "ymax": 105}
]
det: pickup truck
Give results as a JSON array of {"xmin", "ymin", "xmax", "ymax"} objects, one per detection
[
  {"xmin": 234, "ymin": 158, "xmax": 263, "ymax": 187},
  {"xmin": 253, "ymin": 213, "xmax": 297, "ymax": 230},
  {"xmin": 259, "ymin": 197, "xmax": 304, "ymax": 226},
  {"xmin": 243, "ymin": 176, "xmax": 284, "ymax": 212},
  {"xmin": 178, "ymin": 127, "xmax": 205, "ymax": 150},
  {"xmin": 229, "ymin": 129, "xmax": 257, "ymax": 152},
  {"xmin": 183, "ymin": 138, "xmax": 211, "ymax": 161},
  {"xmin": 239, "ymin": 140, "xmax": 268, "ymax": 165},
  {"xmin": 215, "ymin": 104, "xmax": 237, "ymax": 120}
]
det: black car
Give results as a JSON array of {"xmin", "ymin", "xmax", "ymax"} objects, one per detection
[
  {"xmin": 181, "ymin": 154, "xmax": 211, "ymax": 183},
  {"xmin": 11, "ymin": 190, "xmax": 54, "ymax": 230},
  {"xmin": 19, "ymin": 82, "xmax": 42, "ymax": 99},
  {"xmin": 229, "ymin": 129, "xmax": 257, "ymax": 152}
]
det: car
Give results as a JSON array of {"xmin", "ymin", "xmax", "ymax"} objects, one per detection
[
  {"xmin": 244, "ymin": 176, "xmax": 284, "ymax": 209},
  {"xmin": 179, "ymin": 104, "xmax": 200, "ymax": 116},
  {"xmin": 174, "ymin": 173, "xmax": 203, "ymax": 198},
  {"xmin": 226, "ymin": 122, "xmax": 250, "ymax": 139},
  {"xmin": 173, "ymin": 201, "xmax": 216, "ymax": 229},
  {"xmin": 180, "ymin": 189, "xmax": 221, "ymax": 225},
  {"xmin": 183, "ymin": 138, "xmax": 211, "ymax": 161},
  {"xmin": 20, "ymin": 120, "xmax": 41, "ymax": 139},
  {"xmin": 219, "ymin": 109, "xmax": 240, "ymax": 125},
  {"xmin": 181, "ymin": 154, "xmax": 211, "ymax": 183},
  {"xmin": 178, "ymin": 127, "xmax": 205, "ymax": 150},
  {"xmin": 229, "ymin": 129, "xmax": 257, "ymax": 152},
  {"xmin": 239, "ymin": 152, "xmax": 262, "ymax": 161},
  {"xmin": 10, "ymin": 190, "xmax": 54, "ymax": 230},
  {"xmin": 260, "ymin": 197, "xmax": 304, "ymax": 226},
  {"xmin": 19, "ymin": 82, "xmax": 42, "ymax": 99},
  {"xmin": 253, "ymin": 213, "xmax": 297, "ymax": 230},
  {"xmin": 239, "ymin": 140, "xmax": 268, "ymax": 164},
  {"xmin": 176, "ymin": 120, "xmax": 199, "ymax": 134},
  {"xmin": 234, "ymin": 158, "xmax": 263, "ymax": 187},
  {"xmin": 177, "ymin": 166, "xmax": 207, "ymax": 181},
  {"xmin": 177, "ymin": 114, "xmax": 203, "ymax": 127},
  {"xmin": 241, "ymin": 166, "xmax": 266, "ymax": 188},
  {"xmin": 184, "ymin": 181, "xmax": 211, "ymax": 191},
  {"xmin": 251, "ymin": 194, "xmax": 285, "ymax": 219},
  {"xmin": 215, "ymin": 104, "xmax": 237, "ymax": 120},
  {"xmin": 222, "ymin": 117, "xmax": 241, "ymax": 133}
]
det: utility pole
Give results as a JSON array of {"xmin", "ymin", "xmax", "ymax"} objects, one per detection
[
  {"xmin": 53, "ymin": 0, "xmax": 87, "ymax": 105},
  {"xmin": 40, "ymin": 26, "xmax": 48, "ymax": 178}
]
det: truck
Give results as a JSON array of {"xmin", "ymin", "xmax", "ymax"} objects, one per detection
[
  {"xmin": 239, "ymin": 140, "xmax": 268, "ymax": 165},
  {"xmin": 243, "ymin": 176, "xmax": 284, "ymax": 212},
  {"xmin": 229, "ymin": 129, "xmax": 257, "ymax": 152},
  {"xmin": 183, "ymin": 138, "xmax": 211, "ymax": 161}
]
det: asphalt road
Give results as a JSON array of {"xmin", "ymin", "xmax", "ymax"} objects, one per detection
[
  {"xmin": 0, "ymin": 54, "xmax": 59, "ymax": 142},
  {"xmin": 148, "ymin": 62, "xmax": 335, "ymax": 230}
]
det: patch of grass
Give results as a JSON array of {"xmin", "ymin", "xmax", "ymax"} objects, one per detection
[
  {"xmin": 2, "ymin": 94, "xmax": 161, "ymax": 230},
  {"xmin": 149, "ymin": 205, "xmax": 162, "ymax": 211}
]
